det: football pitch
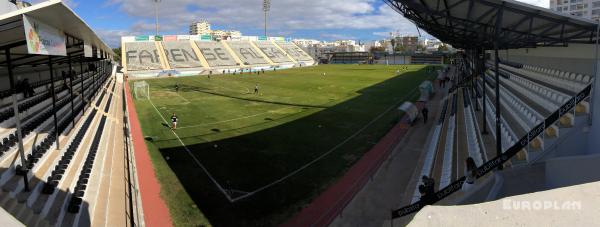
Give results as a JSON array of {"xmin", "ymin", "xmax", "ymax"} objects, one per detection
[{"xmin": 131, "ymin": 64, "xmax": 438, "ymax": 226}]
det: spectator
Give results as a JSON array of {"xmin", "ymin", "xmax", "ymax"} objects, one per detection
[
  {"xmin": 421, "ymin": 107, "xmax": 429, "ymax": 124},
  {"xmin": 61, "ymin": 71, "xmax": 70, "ymax": 91},
  {"xmin": 422, "ymin": 175, "xmax": 435, "ymax": 195},
  {"xmin": 463, "ymin": 157, "xmax": 477, "ymax": 191},
  {"xmin": 22, "ymin": 79, "xmax": 34, "ymax": 98},
  {"xmin": 418, "ymin": 185, "xmax": 435, "ymax": 206}
]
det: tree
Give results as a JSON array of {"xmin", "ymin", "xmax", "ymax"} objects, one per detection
[
  {"xmin": 112, "ymin": 47, "xmax": 122, "ymax": 62},
  {"xmin": 369, "ymin": 46, "xmax": 385, "ymax": 53},
  {"xmin": 395, "ymin": 45, "xmax": 406, "ymax": 52}
]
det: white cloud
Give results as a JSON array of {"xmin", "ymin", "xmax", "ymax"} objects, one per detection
[
  {"xmin": 96, "ymin": 29, "xmax": 140, "ymax": 47},
  {"xmin": 105, "ymin": 0, "xmax": 551, "ymax": 42},
  {"xmin": 320, "ymin": 33, "xmax": 357, "ymax": 40},
  {"xmin": 108, "ymin": 0, "xmax": 415, "ymax": 34}
]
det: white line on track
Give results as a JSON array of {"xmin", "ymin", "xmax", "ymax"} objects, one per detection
[{"xmin": 148, "ymin": 98, "xmax": 234, "ymax": 201}]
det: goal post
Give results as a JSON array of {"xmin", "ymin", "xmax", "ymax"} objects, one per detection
[{"xmin": 133, "ymin": 81, "xmax": 150, "ymax": 100}]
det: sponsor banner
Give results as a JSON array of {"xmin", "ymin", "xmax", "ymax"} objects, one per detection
[
  {"xmin": 241, "ymin": 36, "xmax": 259, "ymax": 41},
  {"xmin": 22, "ymin": 15, "xmax": 67, "ymax": 56},
  {"xmin": 190, "ymin": 35, "xmax": 202, "ymax": 41},
  {"xmin": 84, "ymin": 43, "xmax": 93, "ymax": 58},
  {"xmin": 135, "ymin": 35, "xmax": 149, "ymax": 41},
  {"xmin": 258, "ymin": 36, "xmax": 268, "ymax": 41},
  {"xmin": 154, "ymin": 35, "xmax": 163, "ymax": 41},
  {"xmin": 201, "ymin": 34, "xmax": 212, "ymax": 41},
  {"xmin": 177, "ymin": 35, "xmax": 190, "ymax": 40},
  {"xmin": 391, "ymin": 84, "xmax": 592, "ymax": 219},
  {"xmin": 269, "ymin": 36, "xmax": 285, "ymax": 41},
  {"xmin": 164, "ymin": 35, "xmax": 177, "ymax": 41},
  {"xmin": 122, "ymin": 36, "xmax": 136, "ymax": 42}
]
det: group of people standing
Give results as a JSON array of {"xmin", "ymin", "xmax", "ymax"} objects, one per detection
[{"xmin": 220, "ymin": 68, "xmax": 267, "ymax": 75}]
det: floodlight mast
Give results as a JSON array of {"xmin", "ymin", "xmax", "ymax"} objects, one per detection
[
  {"xmin": 263, "ymin": 0, "xmax": 270, "ymax": 37},
  {"xmin": 154, "ymin": 0, "xmax": 161, "ymax": 35}
]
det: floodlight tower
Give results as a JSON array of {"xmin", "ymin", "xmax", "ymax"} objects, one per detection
[
  {"xmin": 263, "ymin": 0, "xmax": 270, "ymax": 37},
  {"xmin": 153, "ymin": 0, "xmax": 161, "ymax": 35}
]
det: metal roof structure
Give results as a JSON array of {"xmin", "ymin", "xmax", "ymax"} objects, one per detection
[
  {"xmin": 0, "ymin": 0, "xmax": 114, "ymax": 67},
  {"xmin": 384, "ymin": 0, "xmax": 600, "ymax": 49}
]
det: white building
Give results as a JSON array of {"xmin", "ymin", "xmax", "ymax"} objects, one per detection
[
  {"xmin": 189, "ymin": 20, "xmax": 242, "ymax": 39},
  {"xmin": 292, "ymin": 39, "xmax": 321, "ymax": 47},
  {"xmin": 550, "ymin": 0, "xmax": 600, "ymax": 20},
  {"xmin": 189, "ymin": 20, "xmax": 211, "ymax": 35}
]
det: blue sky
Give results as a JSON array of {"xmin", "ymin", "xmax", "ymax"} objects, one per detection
[{"xmin": 31, "ymin": 0, "xmax": 549, "ymax": 47}]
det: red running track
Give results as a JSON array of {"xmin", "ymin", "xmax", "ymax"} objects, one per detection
[
  {"xmin": 124, "ymin": 80, "xmax": 173, "ymax": 227},
  {"xmin": 283, "ymin": 102, "xmax": 425, "ymax": 227}
]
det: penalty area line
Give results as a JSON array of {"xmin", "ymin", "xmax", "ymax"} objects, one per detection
[{"xmin": 147, "ymin": 98, "xmax": 235, "ymax": 202}]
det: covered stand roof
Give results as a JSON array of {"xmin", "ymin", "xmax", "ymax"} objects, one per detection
[
  {"xmin": 385, "ymin": 0, "xmax": 599, "ymax": 49},
  {"xmin": 0, "ymin": 0, "xmax": 114, "ymax": 67}
]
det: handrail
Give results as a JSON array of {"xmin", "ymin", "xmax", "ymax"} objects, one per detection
[
  {"xmin": 122, "ymin": 74, "xmax": 144, "ymax": 227},
  {"xmin": 391, "ymin": 84, "xmax": 592, "ymax": 219}
]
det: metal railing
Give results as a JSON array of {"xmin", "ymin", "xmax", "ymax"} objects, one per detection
[
  {"xmin": 122, "ymin": 76, "xmax": 145, "ymax": 227},
  {"xmin": 392, "ymin": 84, "xmax": 593, "ymax": 219}
]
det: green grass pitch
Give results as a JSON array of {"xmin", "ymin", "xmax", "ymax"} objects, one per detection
[{"xmin": 131, "ymin": 64, "xmax": 438, "ymax": 226}]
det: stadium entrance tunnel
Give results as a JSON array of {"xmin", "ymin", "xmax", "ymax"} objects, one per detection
[{"xmin": 138, "ymin": 66, "xmax": 441, "ymax": 226}]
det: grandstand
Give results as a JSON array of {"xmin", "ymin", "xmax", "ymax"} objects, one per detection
[
  {"xmin": 342, "ymin": 0, "xmax": 600, "ymax": 226},
  {"xmin": 161, "ymin": 40, "xmax": 204, "ymax": 69},
  {"xmin": 274, "ymin": 41, "xmax": 315, "ymax": 64},
  {"xmin": 253, "ymin": 40, "xmax": 296, "ymax": 65},
  {"xmin": 194, "ymin": 40, "xmax": 240, "ymax": 68},
  {"xmin": 11, "ymin": 0, "xmax": 596, "ymax": 226},
  {"xmin": 225, "ymin": 41, "xmax": 270, "ymax": 66},
  {"xmin": 0, "ymin": 1, "xmax": 139, "ymax": 226},
  {"xmin": 124, "ymin": 42, "xmax": 163, "ymax": 71},
  {"xmin": 122, "ymin": 37, "xmax": 314, "ymax": 78}
]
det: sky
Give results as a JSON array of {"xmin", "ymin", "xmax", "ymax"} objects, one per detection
[{"xmin": 30, "ymin": 0, "xmax": 550, "ymax": 48}]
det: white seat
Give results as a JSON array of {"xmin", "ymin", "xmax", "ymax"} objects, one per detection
[
  {"xmin": 575, "ymin": 74, "xmax": 583, "ymax": 82},
  {"xmin": 583, "ymin": 75, "xmax": 591, "ymax": 83}
]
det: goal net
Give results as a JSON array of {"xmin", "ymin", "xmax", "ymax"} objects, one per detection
[{"xmin": 133, "ymin": 81, "xmax": 150, "ymax": 100}]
